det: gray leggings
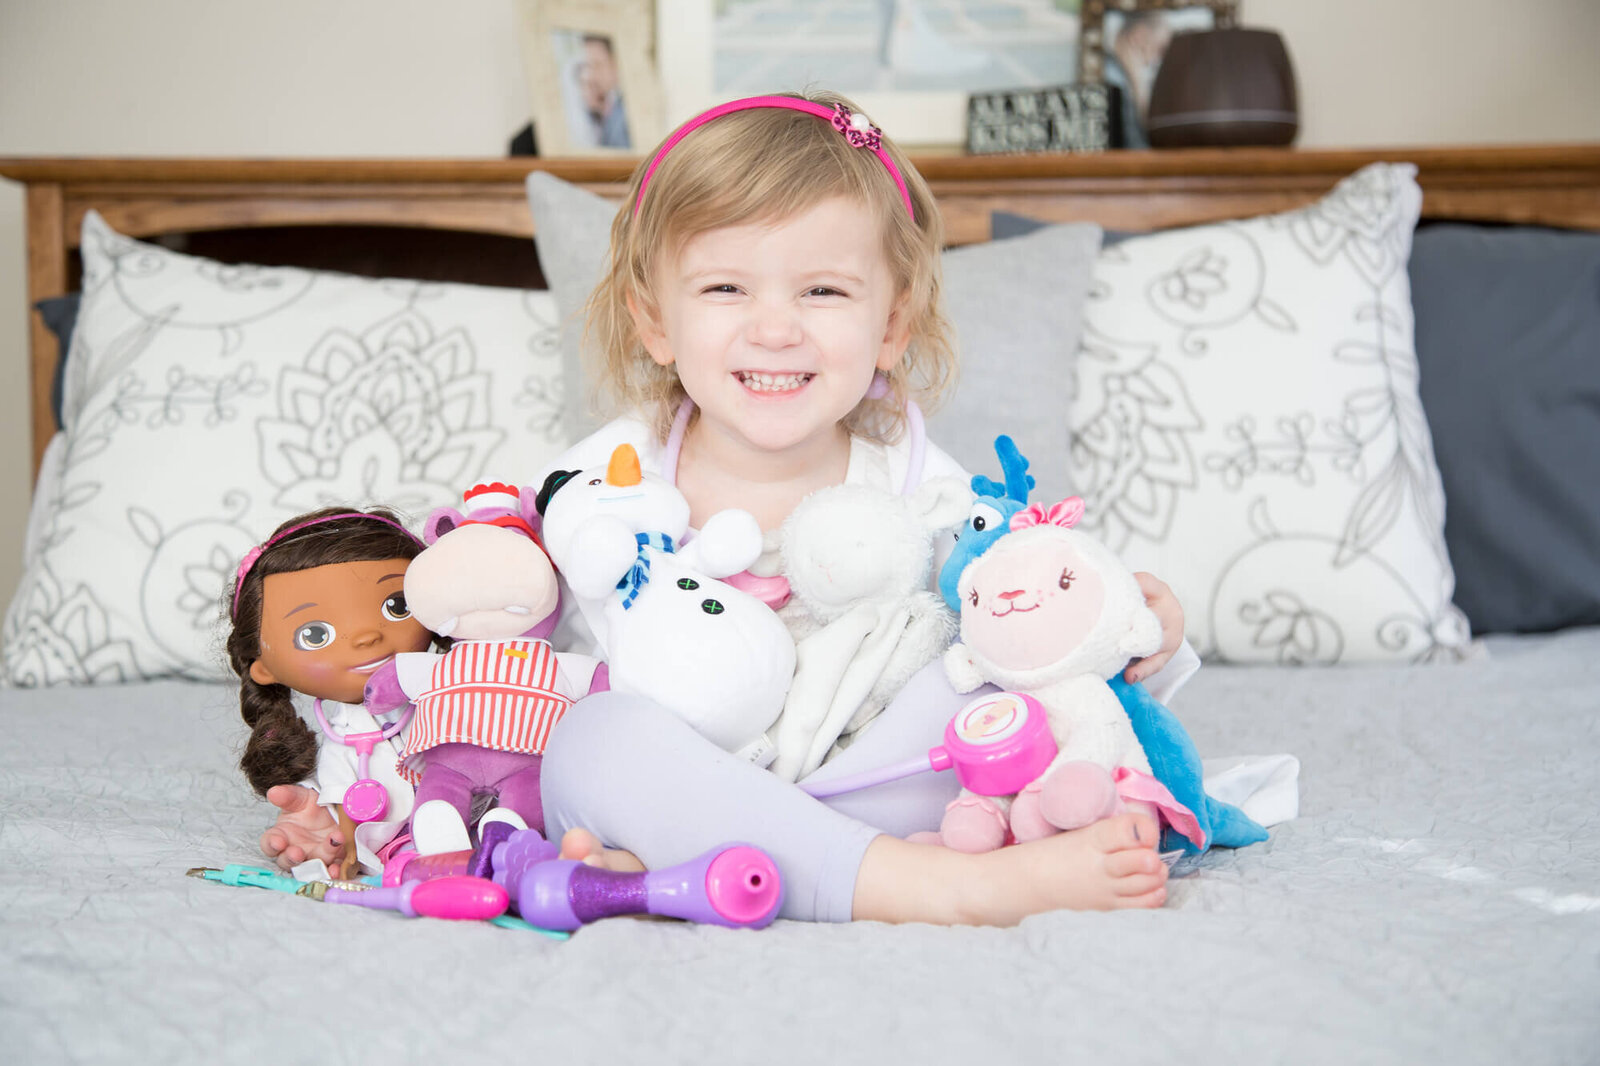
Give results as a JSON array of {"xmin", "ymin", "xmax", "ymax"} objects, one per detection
[{"xmin": 540, "ymin": 660, "xmax": 980, "ymax": 922}]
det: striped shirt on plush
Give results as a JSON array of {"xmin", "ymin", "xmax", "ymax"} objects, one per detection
[{"xmin": 396, "ymin": 639, "xmax": 572, "ymax": 782}]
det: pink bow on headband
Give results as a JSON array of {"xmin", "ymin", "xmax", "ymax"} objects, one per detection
[{"xmin": 1010, "ymin": 497, "xmax": 1086, "ymax": 531}]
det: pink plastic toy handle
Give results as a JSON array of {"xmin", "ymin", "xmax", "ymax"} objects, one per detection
[{"xmin": 323, "ymin": 875, "xmax": 509, "ymax": 921}]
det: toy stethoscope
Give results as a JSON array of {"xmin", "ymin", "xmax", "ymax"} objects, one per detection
[
  {"xmin": 313, "ymin": 698, "xmax": 414, "ymax": 823},
  {"xmin": 800, "ymin": 691, "xmax": 1059, "ymax": 799}
]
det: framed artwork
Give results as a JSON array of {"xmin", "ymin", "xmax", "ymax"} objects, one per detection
[
  {"xmin": 517, "ymin": 0, "xmax": 663, "ymax": 156},
  {"xmin": 1079, "ymin": 0, "xmax": 1237, "ymax": 148},
  {"xmin": 658, "ymin": 0, "xmax": 1081, "ymax": 147}
]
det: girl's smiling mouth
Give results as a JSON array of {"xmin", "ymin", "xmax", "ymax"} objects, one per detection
[{"xmin": 736, "ymin": 371, "xmax": 814, "ymax": 393}]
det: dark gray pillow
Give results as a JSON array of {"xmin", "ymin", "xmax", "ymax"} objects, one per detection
[
  {"xmin": 33, "ymin": 293, "xmax": 80, "ymax": 432},
  {"xmin": 993, "ymin": 211, "xmax": 1136, "ymax": 247},
  {"xmin": 1410, "ymin": 224, "xmax": 1600, "ymax": 634}
]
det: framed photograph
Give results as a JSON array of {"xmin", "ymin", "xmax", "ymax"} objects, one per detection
[
  {"xmin": 517, "ymin": 0, "xmax": 663, "ymax": 156},
  {"xmin": 1079, "ymin": 0, "xmax": 1237, "ymax": 148},
  {"xmin": 657, "ymin": 0, "xmax": 1082, "ymax": 148}
]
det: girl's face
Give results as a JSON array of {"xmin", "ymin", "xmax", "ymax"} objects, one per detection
[
  {"xmin": 248, "ymin": 557, "xmax": 431, "ymax": 704},
  {"xmin": 634, "ymin": 196, "xmax": 910, "ymax": 463}
]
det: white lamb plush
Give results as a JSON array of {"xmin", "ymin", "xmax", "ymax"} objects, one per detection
[{"xmin": 767, "ymin": 477, "xmax": 971, "ymax": 781}]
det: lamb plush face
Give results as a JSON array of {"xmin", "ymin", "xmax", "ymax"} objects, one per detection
[
  {"xmin": 956, "ymin": 521, "xmax": 1160, "ymax": 683},
  {"xmin": 962, "ymin": 535, "xmax": 1107, "ymax": 673}
]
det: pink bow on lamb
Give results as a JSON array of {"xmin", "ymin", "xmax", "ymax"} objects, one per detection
[{"xmin": 1009, "ymin": 497, "xmax": 1086, "ymax": 531}]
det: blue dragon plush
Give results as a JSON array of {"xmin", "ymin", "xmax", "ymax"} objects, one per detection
[{"xmin": 938, "ymin": 437, "xmax": 1266, "ymax": 855}]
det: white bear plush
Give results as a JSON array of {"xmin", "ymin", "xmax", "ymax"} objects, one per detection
[
  {"xmin": 536, "ymin": 444, "xmax": 794, "ymax": 765},
  {"xmin": 767, "ymin": 477, "xmax": 970, "ymax": 781}
]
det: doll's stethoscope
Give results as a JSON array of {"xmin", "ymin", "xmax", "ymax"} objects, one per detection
[
  {"xmin": 799, "ymin": 691, "xmax": 1059, "ymax": 799},
  {"xmin": 313, "ymin": 698, "xmax": 413, "ymax": 823}
]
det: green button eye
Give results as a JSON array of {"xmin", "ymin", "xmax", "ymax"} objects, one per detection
[
  {"xmin": 677, "ymin": 578, "xmax": 700, "ymax": 590},
  {"xmin": 701, "ymin": 599, "xmax": 724, "ymax": 615}
]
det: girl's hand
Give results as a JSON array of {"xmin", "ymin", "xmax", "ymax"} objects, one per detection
[
  {"xmin": 1125, "ymin": 572, "xmax": 1185, "ymax": 685},
  {"xmin": 259, "ymin": 784, "xmax": 344, "ymax": 871}
]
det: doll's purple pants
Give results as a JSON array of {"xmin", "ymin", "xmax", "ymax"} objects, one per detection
[
  {"xmin": 415, "ymin": 744, "xmax": 545, "ymax": 833},
  {"xmin": 540, "ymin": 660, "xmax": 974, "ymax": 923}
]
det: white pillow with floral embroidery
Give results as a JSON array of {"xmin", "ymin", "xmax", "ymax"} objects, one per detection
[
  {"xmin": 1, "ymin": 210, "xmax": 567, "ymax": 686},
  {"xmin": 1066, "ymin": 163, "xmax": 1471, "ymax": 664}
]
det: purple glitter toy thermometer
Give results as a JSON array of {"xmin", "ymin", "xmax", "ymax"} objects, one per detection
[{"xmin": 497, "ymin": 840, "xmax": 784, "ymax": 931}]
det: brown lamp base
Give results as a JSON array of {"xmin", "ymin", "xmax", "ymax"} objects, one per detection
[{"xmin": 1146, "ymin": 28, "xmax": 1299, "ymax": 149}]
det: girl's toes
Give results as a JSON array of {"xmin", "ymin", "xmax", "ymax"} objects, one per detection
[
  {"xmin": 1089, "ymin": 811, "xmax": 1161, "ymax": 854},
  {"xmin": 1114, "ymin": 884, "xmax": 1168, "ymax": 910},
  {"xmin": 1104, "ymin": 844, "xmax": 1166, "ymax": 879},
  {"xmin": 559, "ymin": 827, "xmax": 605, "ymax": 862}
]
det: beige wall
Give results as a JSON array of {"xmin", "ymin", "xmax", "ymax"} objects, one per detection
[{"xmin": 2, "ymin": 0, "xmax": 1599, "ymax": 608}]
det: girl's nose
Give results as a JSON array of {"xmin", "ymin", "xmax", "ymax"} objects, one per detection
[
  {"xmin": 745, "ymin": 301, "xmax": 803, "ymax": 349},
  {"xmin": 350, "ymin": 626, "xmax": 382, "ymax": 648}
]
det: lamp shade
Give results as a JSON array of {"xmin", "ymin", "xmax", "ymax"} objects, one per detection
[{"xmin": 1146, "ymin": 28, "xmax": 1298, "ymax": 148}]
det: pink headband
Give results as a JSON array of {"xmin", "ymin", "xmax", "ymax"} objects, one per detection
[
  {"xmin": 634, "ymin": 95, "xmax": 915, "ymax": 220},
  {"xmin": 230, "ymin": 512, "xmax": 423, "ymax": 619}
]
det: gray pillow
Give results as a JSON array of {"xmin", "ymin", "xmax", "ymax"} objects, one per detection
[
  {"xmin": 932, "ymin": 222, "xmax": 1102, "ymax": 501},
  {"xmin": 1410, "ymin": 224, "xmax": 1600, "ymax": 634},
  {"xmin": 525, "ymin": 170, "xmax": 619, "ymax": 442},
  {"xmin": 526, "ymin": 171, "xmax": 1102, "ymax": 499}
]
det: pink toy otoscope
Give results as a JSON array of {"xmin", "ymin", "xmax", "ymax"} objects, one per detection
[
  {"xmin": 800, "ymin": 691, "xmax": 1059, "ymax": 799},
  {"xmin": 489, "ymin": 829, "xmax": 784, "ymax": 932}
]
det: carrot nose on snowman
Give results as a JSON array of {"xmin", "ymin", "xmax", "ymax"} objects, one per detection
[{"xmin": 607, "ymin": 444, "xmax": 643, "ymax": 487}]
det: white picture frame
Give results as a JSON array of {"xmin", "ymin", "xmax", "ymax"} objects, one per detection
[
  {"xmin": 657, "ymin": 1, "xmax": 1081, "ymax": 148},
  {"xmin": 517, "ymin": 0, "xmax": 664, "ymax": 157}
]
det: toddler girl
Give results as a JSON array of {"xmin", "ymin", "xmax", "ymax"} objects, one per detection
[
  {"xmin": 226, "ymin": 508, "xmax": 433, "ymax": 875},
  {"xmin": 536, "ymin": 91, "xmax": 1188, "ymax": 925}
]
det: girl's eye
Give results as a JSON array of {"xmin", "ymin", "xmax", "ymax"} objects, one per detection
[
  {"xmin": 293, "ymin": 621, "xmax": 336, "ymax": 651},
  {"xmin": 1059, "ymin": 569, "xmax": 1075, "ymax": 591},
  {"xmin": 381, "ymin": 592, "xmax": 410, "ymax": 622},
  {"xmin": 701, "ymin": 284, "xmax": 739, "ymax": 295},
  {"xmin": 805, "ymin": 286, "xmax": 844, "ymax": 298}
]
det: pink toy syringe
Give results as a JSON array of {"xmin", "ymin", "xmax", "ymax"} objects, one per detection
[
  {"xmin": 800, "ymin": 691, "xmax": 1059, "ymax": 799},
  {"xmin": 299, "ymin": 874, "xmax": 509, "ymax": 921},
  {"xmin": 490, "ymin": 830, "xmax": 784, "ymax": 931}
]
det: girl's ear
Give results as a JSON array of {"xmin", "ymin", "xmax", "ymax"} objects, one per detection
[
  {"xmin": 627, "ymin": 292, "xmax": 675, "ymax": 367},
  {"xmin": 875, "ymin": 296, "xmax": 913, "ymax": 372},
  {"xmin": 248, "ymin": 657, "xmax": 279, "ymax": 687}
]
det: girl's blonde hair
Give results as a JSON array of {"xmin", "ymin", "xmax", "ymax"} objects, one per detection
[{"xmin": 585, "ymin": 90, "xmax": 956, "ymax": 444}]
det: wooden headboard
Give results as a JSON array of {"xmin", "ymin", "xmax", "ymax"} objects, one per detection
[{"xmin": 4, "ymin": 145, "xmax": 1599, "ymax": 483}]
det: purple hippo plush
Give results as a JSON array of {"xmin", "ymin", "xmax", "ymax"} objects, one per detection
[{"xmin": 363, "ymin": 481, "xmax": 604, "ymax": 855}]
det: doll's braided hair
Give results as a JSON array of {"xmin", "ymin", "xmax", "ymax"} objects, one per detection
[{"xmin": 223, "ymin": 507, "xmax": 424, "ymax": 796}]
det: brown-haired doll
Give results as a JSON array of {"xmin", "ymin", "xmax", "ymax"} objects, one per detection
[{"xmin": 225, "ymin": 507, "xmax": 434, "ymax": 874}]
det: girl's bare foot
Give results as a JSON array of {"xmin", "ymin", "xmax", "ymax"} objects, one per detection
[
  {"xmin": 854, "ymin": 812, "xmax": 1168, "ymax": 926},
  {"xmin": 557, "ymin": 827, "xmax": 647, "ymax": 873}
]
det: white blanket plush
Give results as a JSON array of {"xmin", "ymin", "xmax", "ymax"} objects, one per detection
[{"xmin": 3, "ymin": 629, "xmax": 1599, "ymax": 1063}]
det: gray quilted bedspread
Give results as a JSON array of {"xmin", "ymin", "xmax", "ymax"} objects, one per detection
[{"xmin": 3, "ymin": 628, "xmax": 1597, "ymax": 1065}]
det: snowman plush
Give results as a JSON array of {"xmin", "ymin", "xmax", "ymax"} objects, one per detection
[{"xmin": 536, "ymin": 444, "xmax": 795, "ymax": 765}]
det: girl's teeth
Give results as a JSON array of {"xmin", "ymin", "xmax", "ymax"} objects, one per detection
[{"xmin": 740, "ymin": 372, "xmax": 811, "ymax": 392}]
